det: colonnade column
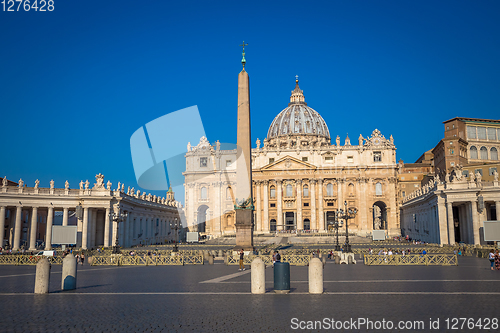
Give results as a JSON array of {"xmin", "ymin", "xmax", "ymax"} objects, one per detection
[
  {"xmin": 471, "ymin": 201, "xmax": 480, "ymax": 245},
  {"xmin": 62, "ymin": 207, "xmax": 69, "ymax": 226},
  {"xmin": 124, "ymin": 212, "xmax": 130, "ymax": 248},
  {"xmin": 256, "ymin": 181, "xmax": 262, "ymax": 231},
  {"xmin": 263, "ymin": 180, "xmax": 269, "ymax": 232},
  {"xmin": 318, "ymin": 179, "xmax": 324, "ymax": 232},
  {"xmin": 45, "ymin": 207, "xmax": 53, "ymax": 250},
  {"xmin": 13, "ymin": 206, "xmax": 22, "ymax": 250},
  {"xmin": 310, "ymin": 180, "xmax": 316, "ymax": 230},
  {"xmin": 29, "ymin": 207, "xmax": 38, "ymax": 250},
  {"xmin": 296, "ymin": 180, "xmax": 303, "ymax": 230},
  {"xmin": 0, "ymin": 206, "xmax": 5, "ymax": 246},
  {"xmin": 90, "ymin": 209, "xmax": 96, "ymax": 248},
  {"xmin": 104, "ymin": 207, "xmax": 110, "ymax": 247},
  {"xmin": 496, "ymin": 202, "xmax": 500, "ymax": 221},
  {"xmin": 82, "ymin": 207, "xmax": 89, "ymax": 250},
  {"xmin": 112, "ymin": 213, "xmax": 118, "ymax": 248},
  {"xmin": 276, "ymin": 180, "xmax": 283, "ymax": 231},
  {"xmin": 446, "ymin": 202, "xmax": 455, "ymax": 245}
]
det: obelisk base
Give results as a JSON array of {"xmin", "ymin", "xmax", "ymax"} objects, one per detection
[{"xmin": 233, "ymin": 209, "xmax": 254, "ymax": 251}]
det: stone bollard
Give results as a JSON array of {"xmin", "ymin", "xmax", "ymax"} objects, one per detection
[
  {"xmin": 224, "ymin": 253, "xmax": 228, "ymax": 265},
  {"xmin": 34, "ymin": 257, "xmax": 51, "ymax": 294},
  {"xmin": 318, "ymin": 252, "xmax": 322, "ymax": 259},
  {"xmin": 218, "ymin": 249, "xmax": 223, "ymax": 257},
  {"xmin": 322, "ymin": 255, "xmax": 326, "ymax": 266},
  {"xmin": 335, "ymin": 254, "xmax": 340, "ymax": 265},
  {"xmin": 309, "ymin": 258, "xmax": 323, "ymax": 294},
  {"xmin": 359, "ymin": 253, "xmax": 363, "ymax": 260},
  {"xmin": 208, "ymin": 255, "xmax": 214, "ymax": 265},
  {"xmin": 251, "ymin": 257, "xmax": 265, "ymax": 294},
  {"xmin": 62, "ymin": 254, "xmax": 77, "ymax": 290}
]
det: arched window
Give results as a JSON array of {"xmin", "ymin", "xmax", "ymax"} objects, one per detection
[
  {"xmin": 348, "ymin": 183, "xmax": 355, "ymax": 196},
  {"xmin": 470, "ymin": 146, "xmax": 478, "ymax": 159},
  {"xmin": 286, "ymin": 184, "xmax": 293, "ymax": 197},
  {"xmin": 303, "ymin": 185, "xmax": 309, "ymax": 197},
  {"xmin": 480, "ymin": 146, "xmax": 488, "ymax": 160},
  {"xmin": 491, "ymin": 147, "xmax": 498, "ymax": 161},
  {"xmin": 226, "ymin": 187, "xmax": 231, "ymax": 199},
  {"xmin": 375, "ymin": 182, "xmax": 383, "ymax": 196},
  {"xmin": 326, "ymin": 183, "xmax": 333, "ymax": 196},
  {"xmin": 200, "ymin": 187, "xmax": 207, "ymax": 200},
  {"xmin": 270, "ymin": 186, "xmax": 276, "ymax": 198}
]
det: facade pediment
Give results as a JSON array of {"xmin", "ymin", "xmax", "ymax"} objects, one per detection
[{"xmin": 260, "ymin": 156, "xmax": 316, "ymax": 171}]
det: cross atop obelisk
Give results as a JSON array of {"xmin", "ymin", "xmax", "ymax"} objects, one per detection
[{"xmin": 234, "ymin": 42, "xmax": 254, "ymax": 250}]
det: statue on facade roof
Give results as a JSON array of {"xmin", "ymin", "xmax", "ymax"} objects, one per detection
[
  {"xmin": 106, "ymin": 180, "xmax": 112, "ymax": 190},
  {"xmin": 79, "ymin": 181, "xmax": 84, "ymax": 189},
  {"xmin": 336, "ymin": 135, "xmax": 340, "ymax": 146},
  {"xmin": 187, "ymin": 142, "xmax": 191, "ymax": 152},
  {"xmin": 34, "ymin": 179, "xmax": 39, "ymax": 189},
  {"xmin": 18, "ymin": 179, "xmax": 24, "ymax": 187},
  {"xmin": 65, "ymin": 180, "xmax": 69, "ymax": 189},
  {"xmin": 475, "ymin": 171, "xmax": 482, "ymax": 184},
  {"xmin": 256, "ymin": 138, "xmax": 261, "ymax": 149},
  {"xmin": 117, "ymin": 182, "xmax": 121, "ymax": 192},
  {"xmin": 121, "ymin": 184, "xmax": 124, "ymax": 192},
  {"xmin": 216, "ymin": 140, "xmax": 220, "ymax": 151},
  {"xmin": 85, "ymin": 180, "xmax": 89, "ymax": 189},
  {"xmin": 2, "ymin": 177, "xmax": 7, "ymax": 187},
  {"xmin": 50, "ymin": 179, "xmax": 54, "ymax": 189},
  {"xmin": 358, "ymin": 134, "xmax": 364, "ymax": 146}
]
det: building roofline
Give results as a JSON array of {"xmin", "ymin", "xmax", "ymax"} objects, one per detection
[{"xmin": 443, "ymin": 117, "xmax": 500, "ymax": 125}]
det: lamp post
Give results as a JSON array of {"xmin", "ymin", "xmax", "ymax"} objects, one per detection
[
  {"xmin": 170, "ymin": 217, "xmax": 179, "ymax": 252},
  {"xmin": 333, "ymin": 212, "xmax": 343, "ymax": 251},
  {"xmin": 336, "ymin": 200, "xmax": 357, "ymax": 253},
  {"xmin": 110, "ymin": 210, "xmax": 128, "ymax": 254}
]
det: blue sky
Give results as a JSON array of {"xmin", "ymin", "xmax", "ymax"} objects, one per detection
[{"xmin": 1, "ymin": 0, "xmax": 499, "ymax": 204}]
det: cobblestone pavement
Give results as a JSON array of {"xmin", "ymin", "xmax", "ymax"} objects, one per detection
[{"xmin": 1, "ymin": 256, "xmax": 499, "ymax": 332}]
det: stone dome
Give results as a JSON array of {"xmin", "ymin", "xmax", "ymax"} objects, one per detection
[{"xmin": 267, "ymin": 80, "xmax": 330, "ymax": 141}]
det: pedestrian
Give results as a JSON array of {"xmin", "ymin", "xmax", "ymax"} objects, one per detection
[
  {"xmin": 80, "ymin": 253, "xmax": 85, "ymax": 266},
  {"xmin": 488, "ymin": 250, "xmax": 495, "ymax": 271},
  {"xmin": 239, "ymin": 249, "xmax": 245, "ymax": 271},
  {"xmin": 495, "ymin": 250, "xmax": 500, "ymax": 271},
  {"xmin": 275, "ymin": 251, "xmax": 281, "ymax": 263},
  {"xmin": 75, "ymin": 253, "xmax": 81, "ymax": 264}
]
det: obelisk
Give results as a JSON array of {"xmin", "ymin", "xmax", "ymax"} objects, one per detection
[{"xmin": 234, "ymin": 41, "xmax": 254, "ymax": 250}]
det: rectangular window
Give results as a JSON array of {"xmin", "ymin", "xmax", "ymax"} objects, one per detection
[
  {"xmin": 402, "ymin": 191, "xmax": 406, "ymax": 197},
  {"xmin": 449, "ymin": 149, "xmax": 454, "ymax": 155},
  {"xmin": 303, "ymin": 202, "xmax": 309, "ymax": 207},
  {"xmin": 467, "ymin": 126, "xmax": 477, "ymax": 139},
  {"xmin": 302, "ymin": 157, "xmax": 308, "ymax": 162},
  {"xmin": 414, "ymin": 184, "xmax": 419, "ymax": 188},
  {"xmin": 487, "ymin": 127, "xmax": 497, "ymax": 140},
  {"xmin": 225, "ymin": 160, "xmax": 232, "ymax": 167},
  {"xmin": 270, "ymin": 203, "xmax": 276, "ymax": 208},
  {"xmin": 489, "ymin": 167, "xmax": 497, "ymax": 176},
  {"xmin": 477, "ymin": 127, "xmax": 487, "ymax": 140},
  {"xmin": 475, "ymin": 169, "xmax": 483, "ymax": 176},
  {"xmin": 414, "ymin": 176, "xmax": 418, "ymax": 180},
  {"xmin": 324, "ymin": 156, "xmax": 333, "ymax": 161},
  {"xmin": 303, "ymin": 186, "xmax": 309, "ymax": 197},
  {"xmin": 401, "ymin": 176, "xmax": 405, "ymax": 180},
  {"xmin": 200, "ymin": 157, "xmax": 207, "ymax": 167},
  {"xmin": 373, "ymin": 152, "xmax": 382, "ymax": 162},
  {"xmin": 269, "ymin": 158, "xmax": 275, "ymax": 164},
  {"xmin": 347, "ymin": 156, "xmax": 354, "ymax": 163},
  {"xmin": 327, "ymin": 202, "xmax": 334, "ymax": 206}
]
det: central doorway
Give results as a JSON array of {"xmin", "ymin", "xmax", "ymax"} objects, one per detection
[{"xmin": 285, "ymin": 212, "xmax": 295, "ymax": 230}]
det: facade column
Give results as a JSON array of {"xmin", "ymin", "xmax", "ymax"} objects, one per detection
[
  {"xmin": 256, "ymin": 181, "xmax": 262, "ymax": 231},
  {"xmin": 276, "ymin": 180, "xmax": 283, "ymax": 231},
  {"xmin": 296, "ymin": 180, "xmax": 303, "ymax": 230},
  {"xmin": 112, "ymin": 213, "xmax": 118, "ymax": 248},
  {"xmin": 263, "ymin": 180, "xmax": 269, "ymax": 232},
  {"xmin": 104, "ymin": 207, "xmax": 110, "ymax": 247},
  {"xmin": 0, "ymin": 206, "xmax": 5, "ymax": 247},
  {"xmin": 471, "ymin": 201, "xmax": 480, "ymax": 245},
  {"xmin": 13, "ymin": 206, "xmax": 22, "ymax": 250},
  {"xmin": 446, "ymin": 202, "xmax": 455, "ymax": 245},
  {"xmin": 62, "ymin": 207, "xmax": 69, "ymax": 226},
  {"xmin": 29, "ymin": 207, "xmax": 38, "ymax": 250},
  {"xmin": 496, "ymin": 201, "xmax": 500, "ymax": 221},
  {"xmin": 318, "ymin": 179, "xmax": 324, "ymax": 232},
  {"xmin": 310, "ymin": 180, "xmax": 317, "ymax": 230},
  {"xmin": 82, "ymin": 207, "xmax": 89, "ymax": 250},
  {"xmin": 45, "ymin": 207, "xmax": 53, "ymax": 250},
  {"xmin": 436, "ymin": 197, "xmax": 448, "ymax": 245}
]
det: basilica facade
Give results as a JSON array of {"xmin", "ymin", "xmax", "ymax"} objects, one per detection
[{"xmin": 183, "ymin": 80, "xmax": 399, "ymax": 238}]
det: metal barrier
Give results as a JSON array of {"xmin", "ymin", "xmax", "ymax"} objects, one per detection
[
  {"xmin": 364, "ymin": 254, "xmax": 458, "ymax": 266},
  {"xmin": 0, "ymin": 255, "xmax": 63, "ymax": 265},
  {"xmin": 282, "ymin": 255, "xmax": 310, "ymax": 266},
  {"xmin": 226, "ymin": 255, "xmax": 309, "ymax": 266},
  {"xmin": 90, "ymin": 255, "xmax": 202, "ymax": 266}
]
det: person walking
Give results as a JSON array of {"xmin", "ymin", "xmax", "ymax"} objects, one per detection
[
  {"xmin": 494, "ymin": 250, "xmax": 500, "ymax": 271},
  {"xmin": 489, "ymin": 250, "xmax": 495, "ymax": 271},
  {"xmin": 80, "ymin": 253, "xmax": 85, "ymax": 266},
  {"xmin": 239, "ymin": 249, "xmax": 245, "ymax": 271}
]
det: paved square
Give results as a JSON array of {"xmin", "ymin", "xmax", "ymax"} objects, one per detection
[{"xmin": 1, "ymin": 256, "xmax": 499, "ymax": 332}]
